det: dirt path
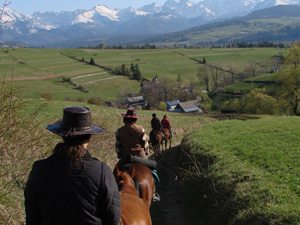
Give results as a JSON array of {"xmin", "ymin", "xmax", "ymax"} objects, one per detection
[{"xmin": 150, "ymin": 146, "xmax": 187, "ymax": 225}]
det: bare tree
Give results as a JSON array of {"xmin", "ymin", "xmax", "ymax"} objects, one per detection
[
  {"xmin": 197, "ymin": 65, "xmax": 210, "ymax": 92},
  {"xmin": 158, "ymin": 77, "xmax": 171, "ymax": 103},
  {"xmin": 0, "ymin": 0, "xmax": 10, "ymax": 32},
  {"xmin": 228, "ymin": 63, "xmax": 237, "ymax": 84},
  {"xmin": 210, "ymin": 65, "xmax": 223, "ymax": 91},
  {"xmin": 247, "ymin": 61, "xmax": 259, "ymax": 78}
]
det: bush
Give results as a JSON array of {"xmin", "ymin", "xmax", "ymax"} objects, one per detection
[
  {"xmin": 41, "ymin": 92, "xmax": 52, "ymax": 101},
  {"xmin": 240, "ymin": 88, "xmax": 280, "ymax": 114},
  {"xmin": 0, "ymin": 79, "xmax": 50, "ymax": 224},
  {"xmin": 87, "ymin": 97, "xmax": 105, "ymax": 106},
  {"xmin": 90, "ymin": 58, "xmax": 95, "ymax": 65},
  {"xmin": 76, "ymin": 97, "xmax": 85, "ymax": 102},
  {"xmin": 158, "ymin": 101, "xmax": 167, "ymax": 111}
]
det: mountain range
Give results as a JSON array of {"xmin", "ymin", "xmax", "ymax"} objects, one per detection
[{"xmin": 1, "ymin": 0, "xmax": 300, "ymax": 48}]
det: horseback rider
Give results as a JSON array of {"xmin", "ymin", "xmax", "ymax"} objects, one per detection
[
  {"xmin": 115, "ymin": 108, "xmax": 160, "ymax": 202},
  {"xmin": 115, "ymin": 108, "xmax": 149, "ymax": 159},
  {"xmin": 25, "ymin": 106, "xmax": 121, "ymax": 225},
  {"xmin": 151, "ymin": 113, "xmax": 165, "ymax": 140},
  {"xmin": 161, "ymin": 114, "xmax": 173, "ymax": 139}
]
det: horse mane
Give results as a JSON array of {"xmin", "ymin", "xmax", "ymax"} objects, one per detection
[{"xmin": 115, "ymin": 166, "xmax": 138, "ymax": 196}]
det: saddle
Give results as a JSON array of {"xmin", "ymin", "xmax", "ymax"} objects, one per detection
[
  {"xmin": 150, "ymin": 129, "xmax": 165, "ymax": 142},
  {"xmin": 118, "ymin": 154, "xmax": 157, "ymax": 170},
  {"xmin": 117, "ymin": 154, "xmax": 160, "ymax": 184}
]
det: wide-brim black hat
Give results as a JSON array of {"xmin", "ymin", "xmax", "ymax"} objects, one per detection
[
  {"xmin": 46, "ymin": 106, "xmax": 105, "ymax": 137},
  {"xmin": 121, "ymin": 108, "xmax": 141, "ymax": 119}
]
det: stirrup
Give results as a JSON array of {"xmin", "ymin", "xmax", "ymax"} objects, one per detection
[
  {"xmin": 153, "ymin": 193, "xmax": 160, "ymax": 202},
  {"xmin": 151, "ymin": 169, "xmax": 160, "ymax": 184}
]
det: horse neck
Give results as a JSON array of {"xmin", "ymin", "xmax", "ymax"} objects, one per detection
[{"xmin": 119, "ymin": 182, "xmax": 139, "ymax": 197}]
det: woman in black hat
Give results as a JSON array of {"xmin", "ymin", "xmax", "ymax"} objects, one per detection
[{"xmin": 24, "ymin": 106, "xmax": 121, "ymax": 225}]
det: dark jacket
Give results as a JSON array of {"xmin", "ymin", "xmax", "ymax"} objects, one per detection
[
  {"xmin": 151, "ymin": 117, "xmax": 163, "ymax": 131},
  {"xmin": 24, "ymin": 151, "xmax": 121, "ymax": 225}
]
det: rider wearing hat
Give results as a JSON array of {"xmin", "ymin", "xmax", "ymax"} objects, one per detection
[
  {"xmin": 25, "ymin": 106, "xmax": 121, "ymax": 225},
  {"xmin": 115, "ymin": 108, "xmax": 160, "ymax": 202},
  {"xmin": 115, "ymin": 108, "xmax": 149, "ymax": 159}
]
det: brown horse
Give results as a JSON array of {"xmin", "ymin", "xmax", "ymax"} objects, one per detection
[
  {"xmin": 114, "ymin": 166, "xmax": 152, "ymax": 225},
  {"xmin": 149, "ymin": 130, "xmax": 163, "ymax": 157},
  {"xmin": 163, "ymin": 128, "xmax": 172, "ymax": 150},
  {"xmin": 114, "ymin": 162, "xmax": 155, "ymax": 209}
]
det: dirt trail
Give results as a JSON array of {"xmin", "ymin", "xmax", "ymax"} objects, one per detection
[{"xmin": 150, "ymin": 146, "xmax": 187, "ymax": 225}]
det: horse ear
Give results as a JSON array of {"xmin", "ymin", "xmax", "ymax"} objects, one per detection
[
  {"xmin": 114, "ymin": 166, "xmax": 120, "ymax": 177},
  {"xmin": 131, "ymin": 164, "xmax": 136, "ymax": 178}
]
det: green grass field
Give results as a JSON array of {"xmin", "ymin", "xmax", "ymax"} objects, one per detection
[
  {"xmin": 180, "ymin": 116, "xmax": 300, "ymax": 224},
  {"xmin": 0, "ymin": 47, "xmax": 284, "ymax": 102},
  {"xmin": 225, "ymin": 73, "xmax": 278, "ymax": 94}
]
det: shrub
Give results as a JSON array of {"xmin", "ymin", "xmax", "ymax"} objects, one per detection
[
  {"xmin": 41, "ymin": 92, "xmax": 52, "ymax": 101},
  {"xmin": 0, "ymin": 79, "xmax": 50, "ymax": 224},
  {"xmin": 240, "ymin": 88, "xmax": 280, "ymax": 114},
  {"xmin": 158, "ymin": 101, "xmax": 167, "ymax": 111},
  {"xmin": 76, "ymin": 97, "xmax": 85, "ymax": 102},
  {"xmin": 87, "ymin": 96, "xmax": 105, "ymax": 106},
  {"xmin": 90, "ymin": 58, "xmax": 95, "ymax": 65}
]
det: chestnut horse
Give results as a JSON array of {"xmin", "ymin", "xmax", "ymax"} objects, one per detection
[
  {"xmin": 114, "ymin": 166, "xmax": 152, "ymax": 225},
  {"xmin": 114, "ymin": 162, "xmax": 155, "ymax": 209},
  {"xmin": 163, "ymin": 128, "xmax": 172, "ymax": 150},
  {"xmin": 149, "ymin": 130, "xmax": 163, "ymax": 157}
]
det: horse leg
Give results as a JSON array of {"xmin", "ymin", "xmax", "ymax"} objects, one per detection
[{"xmin": 165, "ymin": 138, "xmax": 167, "ymax": 150}]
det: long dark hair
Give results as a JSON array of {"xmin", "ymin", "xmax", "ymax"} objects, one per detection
[{"xmin": 53, "ymin": 134, "xmax": 91, "ymax": 168}]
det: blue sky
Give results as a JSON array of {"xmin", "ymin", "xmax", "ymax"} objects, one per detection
[{"xmin": 8, "ymin": 0, "xmax": 172, "ymax": 15}]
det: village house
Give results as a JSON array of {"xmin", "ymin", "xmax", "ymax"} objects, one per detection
[
  {"xmin": 166, "ymin": 100, "xmax": 180, "ymax": 112},
  {"xmin": 174, "ymin": 100, "xmax": 203, "ymax": 113},
  {"xmin": 126, "ymin": 96, "xmax": 147, "ymax": 108}
]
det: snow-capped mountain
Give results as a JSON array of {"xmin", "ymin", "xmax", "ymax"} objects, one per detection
[{"xmin": 1, "ymin": 0, "xmax": 300, "ymax": 47}]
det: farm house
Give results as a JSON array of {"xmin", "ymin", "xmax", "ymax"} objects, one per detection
[{"xmin": 174, "ymin": 100, "xmax": 203, "ymax": 113}]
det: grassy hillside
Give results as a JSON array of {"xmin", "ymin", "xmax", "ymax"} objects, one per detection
[
  {"xmin": 180, "ymin": 116, "xmax": 300, "ymax": 224},
  {"xmin": 225, "ymin": 73, "xmax": 278, "ymax": 94},
  {"xmin": 0, "ymin": 95, "xmax": 216, "ymax": 224}
]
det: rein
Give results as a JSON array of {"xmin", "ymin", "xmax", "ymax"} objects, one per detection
[{"xmin": 157, "ymin": 162, "xmax": 178, "ymax": 180}]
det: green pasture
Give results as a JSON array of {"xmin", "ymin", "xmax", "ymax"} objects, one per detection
[
  {"xmin": 61, "ymin": 48, "xmax": 200, "ymax": 83},
  {"xmin": 174, "ymin": 48, "xmax": 283, "ymax": 71},
  {"xmin": 0, "ymin": 47, "xmax": 284, "ymax": 102},
  {"xmin": 181, "ymin": 116, "xmax": 300, "ymax": 224},
  {"xmin": 225, "ymin": 73, "xmax": 277, "ymax": 94}
]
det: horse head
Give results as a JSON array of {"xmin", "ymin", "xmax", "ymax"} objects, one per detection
[{"xmin": 115, "ymin": 166, "xmax": 137, "ymax": 193}]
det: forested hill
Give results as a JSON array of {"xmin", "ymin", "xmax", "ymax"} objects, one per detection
[
  {"xmin": 244, "ymin": 4, "xmax": 300, "ymax": 19},
  {"xmin": 142, "ymin": 5, "xmax": 300, "ymax": 45}
]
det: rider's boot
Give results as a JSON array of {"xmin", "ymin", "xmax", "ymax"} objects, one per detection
[
  {"xmin": 151, "ymin": 169, "xmax": 161, "ymax": 202},
  {"xmin": 161, "ymin": 131, "xmax": 166, "ymax": 142}
]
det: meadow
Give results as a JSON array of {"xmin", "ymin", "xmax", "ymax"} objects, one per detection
[
  {"xmin": 0, "ymin": 93, "xmax": 216, "ymax": 224},
  {"xmin": 180, "ymin": 116, "xmax": 300, "ymax": 224},
  {"xmin": 0, "ymin": 47, "xmax": 283, "ymax": 102}
]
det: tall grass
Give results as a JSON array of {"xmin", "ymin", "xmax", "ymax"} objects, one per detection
[
  {"xmin": 0, "ymin": 79, "xmax": 51, "ymax": 224},
  {"xmin": 180, "ymin": 116, "xmax": 300, "ymax": 224}
]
